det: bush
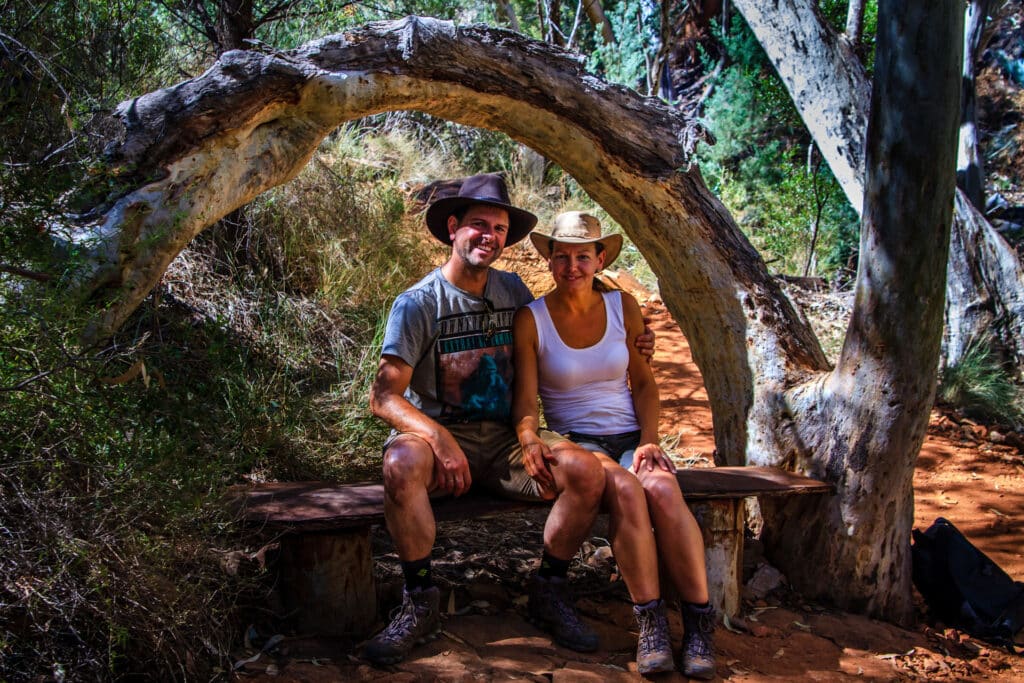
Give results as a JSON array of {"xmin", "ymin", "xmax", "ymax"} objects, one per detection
[{"xmin": 938, "ymin": 336, "xmax": 1024, "ymax": 427}]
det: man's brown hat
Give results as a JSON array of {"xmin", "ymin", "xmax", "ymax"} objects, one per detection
[{"xmin": 425, "ymin": 173, "xmax": 538, "ymax": 246}]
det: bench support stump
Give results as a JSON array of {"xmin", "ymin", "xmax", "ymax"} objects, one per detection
[
  {"xmin": 280, "ymin": 528, "xmax": 376, "ymax": 636},
  {"xmin": 690, "ymin": 499, "xmax": 744, "ymax": 618}
]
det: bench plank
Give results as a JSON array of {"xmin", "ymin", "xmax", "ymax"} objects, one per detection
[{"xmin": 234, "ymin": 466, "xmax": 832, "ymax": 532}]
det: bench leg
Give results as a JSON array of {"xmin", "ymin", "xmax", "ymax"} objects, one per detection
[
  {"xmin": 280, "ymin": 527, "xmax": 376, "ymax": 637},
  {"xmin": 690, "ymin": 499, "xmax": 744, "ymax": 618}
]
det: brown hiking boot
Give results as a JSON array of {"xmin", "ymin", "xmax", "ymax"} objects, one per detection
[
  {"xmin": 633, "ymin": 599, "xmax": 674, "ymax": 675},
  {"xmin": 680, "ymin": 601, "xmax": 717, "ymax": 680},
  {"xmin": 364, "ymin": 586, "xmax": 440, "ymax": 665},
  {"xmin": 527, "ymin": 575, "xmax": 599, "ymax": 652}
]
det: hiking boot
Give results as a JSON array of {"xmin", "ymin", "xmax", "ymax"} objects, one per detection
[
  {"xmin": 680, "ymin": 601, "xmax": 717, "ymax": 680},
  {"xmin": 527, "ymin": 574, "xmax": 599, "ymax": 652},
  {"xmin": 364, "ymin": 586, "xmax": 440, "ymax": 665},
  {"xmin": 633, "ymin": 599, "xmax": 674, "ymax": 675}
]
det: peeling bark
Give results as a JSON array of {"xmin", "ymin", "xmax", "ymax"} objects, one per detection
[{"xmin": 957, "ymin": 0, "xmax": 989, "ymax": 211}]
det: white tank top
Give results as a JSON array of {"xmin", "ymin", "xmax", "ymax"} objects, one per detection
[{"xmin": 526, "ymin": 290, "xmax": 640, "ymax": 435}]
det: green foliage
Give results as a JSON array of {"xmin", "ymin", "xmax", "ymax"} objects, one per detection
[
  {"xmin": 938, "ymin": 336, "xmax": 1024, "ymax": 427},
  {"xmin": 587, "ymin": 0, "xmax": 654, "ymax": 92},
  {"xmin": 697, "ymin": 16, "xmax": 859, "ymax": 281}
]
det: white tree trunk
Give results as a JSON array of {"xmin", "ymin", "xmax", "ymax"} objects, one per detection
[
  {"xmin": 767, "ymin": 0, "xmax": 964, "ymax": 623},
  {"xmin": 731, "ymin": 0, "xmax": 870, "ymax": 212},
  {"xmin": 957, "ymin": 0, "xmax": 989, "ymax": 211}
]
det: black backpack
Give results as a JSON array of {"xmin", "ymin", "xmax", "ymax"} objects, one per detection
[{"xmin": 911, "ymin": 517, "xmax": 1024, "ymax": 652}]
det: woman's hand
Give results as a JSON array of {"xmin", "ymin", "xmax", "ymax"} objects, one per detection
[
  {"xmin": 519, "ymin": 432, "xmax": 557, "ymax": 499},
  {"xmin": 630, "ymin": 442, "xmax": 676, "ymax": 474}
]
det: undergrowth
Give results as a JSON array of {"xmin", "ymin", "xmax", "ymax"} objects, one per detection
[
  {"xmin": 938, "ymin": 335, "xmax": 1024, "ymax": 427},
  {"xmin": 0, "ymin": 125, "xmax": 453, "ymax": 680}
]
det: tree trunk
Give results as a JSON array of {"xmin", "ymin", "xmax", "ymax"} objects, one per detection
[
  {"xmin": 731, "ymin": 0, "xmax": 870, "ymax": 213},
  {"xmin": 765, "ymin": 0, "xmax": 963, "ymax": 623},
  {"xmin": 216, "ymin": 0, "xmax": 255, "ymax": 53},
  {"xmin": 68, "ymin": 15, "xmax": 954, "ymax": 619},
  {"xmin": 583, "ymin": 0, "xmax": 615, "ymax": 45},
  {"xmin": 957, "ymin": 0, "xmax": 989, "ymax": 211},
  {"xmin": 944, "ymin": 191, "xmax": 1024, "ymax": 376},
  {"xmin": 844, "ymin": 0, "xmax": 866, "ymax": 49},
  {"xmin": 732, "ymin": 0, "xmax": 1024, "ymax": 374}
]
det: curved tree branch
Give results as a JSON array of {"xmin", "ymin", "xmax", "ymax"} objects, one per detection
[{"xmin": 71, "ymin": 16, "xmax": 826, "ymax": 466}]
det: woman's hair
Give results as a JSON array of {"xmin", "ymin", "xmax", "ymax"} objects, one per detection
[{"xmin": 548, "ymin": 239, "xmax": 613, "ymax": 292}]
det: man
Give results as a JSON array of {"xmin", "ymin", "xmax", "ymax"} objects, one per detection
[{"xmin": 366, "ymin": 174, "xmax": 613, "ymax": 665}]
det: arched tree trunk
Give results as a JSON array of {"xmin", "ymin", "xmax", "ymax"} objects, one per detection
[
  {"xmin": 732, "ymin": 0, "xmax": 1024, "ymax": 375},
  {"xmin": 68, "ymin": 14, "xmax": 958, "ymax": 620},
  {"xmin": 77, "ymin": 17, "xmax": 826, "ymax": 468}
]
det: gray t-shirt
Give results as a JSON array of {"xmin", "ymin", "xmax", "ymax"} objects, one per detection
[{"xmin": 381, "ymin": 267, "xmax": 534, "ymax": 424}]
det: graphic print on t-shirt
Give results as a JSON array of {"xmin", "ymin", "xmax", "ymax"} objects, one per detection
[{"xmin": 435, "ymin": 304, "xmax": 516, "ymax": 422}]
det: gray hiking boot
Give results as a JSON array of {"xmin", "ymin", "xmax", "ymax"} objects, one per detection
[
  {"xmin": 680, "ymin": 601, "xmax": 717, "ymax": 680},
  {"xmin": 634, "ymin": 599, "xmax": 674, "ymax": 675},
  {"xmin": 527, "ymin": 575, "xmax": 599, "ymax": 652},
  {"xmin": 364, "ymin": 586, "xmax": 441, "ymax": 665}
]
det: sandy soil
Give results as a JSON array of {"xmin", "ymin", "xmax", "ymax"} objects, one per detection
[{"xmin": 233, "ymin": 285, "xmax": 1024, "ymax": 682}]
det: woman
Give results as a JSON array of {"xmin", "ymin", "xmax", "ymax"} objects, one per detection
[{"xmin": 512, "ymin": 211, "xmax": 715, "ymax": 679}]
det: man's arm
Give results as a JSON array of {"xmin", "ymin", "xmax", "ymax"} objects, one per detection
[
  {"xmin": 636, "ymin": 314, "xmax": 657, "ymax": 360},
  {"xmin": 369, "ymin": 354, "xmax": 472, "ymax": 496}
]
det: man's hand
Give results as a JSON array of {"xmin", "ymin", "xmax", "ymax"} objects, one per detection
[
  {"xmin": 519, "ymin": 433, "xmax": 557, "ymax": 500},
  {"xmin": 631, "ymin": 442, "xmax": 676, "ymax": 474},
  {"xmin": 635, "ymin": 315, "xmax": 657, "ymax": 361},
  {"xmin": 432, "ymin": 428, "xmax": 472, "ymax": 497}
]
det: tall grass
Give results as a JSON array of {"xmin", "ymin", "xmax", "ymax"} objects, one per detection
[
  {"xmin": 938, "ymin": 335, "xmax": 1023, "ymax": 427},
  {"xmin": 0, "ymin": 125, "xmax": 458, "ymax": 679}
]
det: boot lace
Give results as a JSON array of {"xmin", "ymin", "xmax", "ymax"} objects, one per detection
[{"xmin": 637, "ymin": 607, "xmax": 671, "ymax": 656}]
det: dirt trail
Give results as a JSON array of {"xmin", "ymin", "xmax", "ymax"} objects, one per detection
[{"xmin": 235, "ymin": 287, "xmax": 1024, "ymax": 682}]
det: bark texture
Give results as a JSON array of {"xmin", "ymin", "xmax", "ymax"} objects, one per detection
[
  {"xmin": 765, "ymin": 0, "xmax": 963, "ymax": 623},
  {"xmin": 76, "ymin": 16, "xmax": 826, "ymax": 467},
  {"xmin": 733, "ymin": 0, "xmax": 1024, "ymax": 374}
]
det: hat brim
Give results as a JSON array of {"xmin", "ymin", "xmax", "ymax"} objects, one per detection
[
  {"xmin": 425, "ymin": 197, "xmax": 538, "ymax": 246},
  {"xmin": 529, "ymin": 231, "xmax": 623, "ymax": 270}
]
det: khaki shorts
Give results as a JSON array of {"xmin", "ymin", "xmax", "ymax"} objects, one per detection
[{"xmin": 383, "ymin": 421, "xmax": 571, "ymax": 501}]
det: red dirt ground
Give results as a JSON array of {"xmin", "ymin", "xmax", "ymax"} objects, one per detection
[{"xmin": 234, "ymin": 284, "xmax": 1024, "ymax": 682}]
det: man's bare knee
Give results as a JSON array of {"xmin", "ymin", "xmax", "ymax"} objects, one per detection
[{"xmin": 383, "ymin": 437, "xmax": 433, "ymax": 499}]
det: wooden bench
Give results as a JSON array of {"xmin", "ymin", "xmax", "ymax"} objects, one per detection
[{"xmin": 233, "ymin": 466, "xmax": 832, "ymax": 637}]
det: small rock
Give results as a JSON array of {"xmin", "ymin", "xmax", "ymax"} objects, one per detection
[
  {"xmin": 988, "ymin": 430, "xmax": 1006, "ymax": 444},
  {"xmin": 744, "ymin": 563, "xmax": 787, "ymax": 600}
]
